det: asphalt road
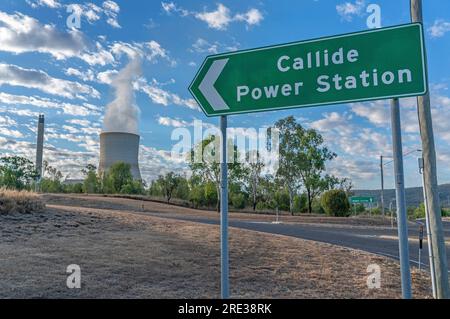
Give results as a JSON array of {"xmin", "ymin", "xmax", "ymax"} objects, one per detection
[{"xmin": 143, "ymin": 211, "xmax": 450, "ymax": 271}]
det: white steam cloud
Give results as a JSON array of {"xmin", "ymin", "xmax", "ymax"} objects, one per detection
[{"xmin": 103, "ymin": 58, "xmax": 142, "ymax": 134}]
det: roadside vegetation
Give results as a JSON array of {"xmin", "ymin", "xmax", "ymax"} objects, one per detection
[
  {"xmin": 1, "ymin": 116, "xmax": 445, "ymax": 218},
  {"xmin": 0, "ymin": 188, "xmax": 45, "ymax": 215}
]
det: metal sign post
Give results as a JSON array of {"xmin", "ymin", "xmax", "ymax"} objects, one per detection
[
  {"xmin": 390, "ymin": 98, "xmax": 412, "ymax": 299},
  {"xmin": 220, "ymin": 115, "xmax": 229, "ymax": 299}
]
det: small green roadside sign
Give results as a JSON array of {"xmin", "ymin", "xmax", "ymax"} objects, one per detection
[
  {"xmin": 350, "ymin": 196, "xmax": 376, "ymax": 204},
  {"xmin": 189, "ymin": 23, "xmax": 427, "ymax": 117}
]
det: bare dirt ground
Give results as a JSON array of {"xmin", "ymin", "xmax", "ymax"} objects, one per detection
[
  {"xmin": 43, "ymin": 194, "xmax": 397, "ymax": 228},
  {"xmin": 0, "ymin": 195, "xmax": 432, "ymax": 299}
]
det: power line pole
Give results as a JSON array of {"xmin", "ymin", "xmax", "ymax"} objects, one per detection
[
  {"xmin": 390, "ymin": 98, "xmax": 412, "ymax": 299},
  {"xmin": 419, "ymin": 157, "xmax": 437, "ymax": 298},
  {"xmin": 380, "ymin": 155, "xmax": 385, "ymax": 216},
  {"xmin": 410, "ymin": 0, "xmax": 450, "ymax": 299}
]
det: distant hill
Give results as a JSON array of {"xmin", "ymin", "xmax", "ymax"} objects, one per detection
[{"xmin": 353, "ymin": 184, "xmax": 450, "ymax": 208}]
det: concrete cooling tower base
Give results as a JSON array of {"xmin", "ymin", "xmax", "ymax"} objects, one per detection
[{"xmin": 98, "ymin": 132, "xmax": 141, "ymax": 180}]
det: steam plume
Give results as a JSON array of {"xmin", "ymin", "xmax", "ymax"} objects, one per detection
[{"xmin": 103, "ymin": 58, "xmax": 142, "ymax": 134}]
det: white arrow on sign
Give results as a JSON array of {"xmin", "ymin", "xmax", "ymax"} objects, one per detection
[{"xmin": 199, "ymin": 58, "xmax": 229, "ymax": 111}]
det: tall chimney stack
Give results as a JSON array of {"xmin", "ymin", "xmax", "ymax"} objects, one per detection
[{"xmin": 35, "ymin": 114, "xmax": 45, "ymax": 180}]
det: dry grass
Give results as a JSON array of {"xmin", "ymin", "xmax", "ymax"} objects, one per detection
[
  {"xmin": 0, "ymin": 189, "xmax": 45, "ymax": 215},
  {"xmin": 43, "ymin": 194, "xmax": 395, "ymax": 227},
  {"xmin": 0, "ymin": 201, "xmax": 432, "ymax": 299}
]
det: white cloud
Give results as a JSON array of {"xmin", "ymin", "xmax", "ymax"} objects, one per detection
[
  {"xmin": 0, "ymin": 92, "xmax": 101, "ymax": 117},
  {"xmin": 27, "ymin": 0, "xmax": 121, "ymax": 29},
  {"xmin": 428, "ymin": 19, "xmax": 450, "ymax": 38},
  {"xmin": 310, "ymin": 111, "xmax": 391, "ymax": 159},
  {"xmin": 350, "ymin": 100, "xmax": 390, "ymax": 126},
  {"xmin": 135, "ymin": 78, "xmax": 199, "ymax": 111},
  {"xmin": 26, "ymin": 0, "xmax": 61, "ymax": 9},
  {"xmin": 191, "ymin": 38, "xmax": 240, "ymax": 55},
  {"xmin": 109, "ymin": 40, "xmax": 176, "ymax": 66},
  {"xmin": 162, "ymin": 2, "xmax": 263, "ymax": 31},
  {"xmin": 97, "ymin": 69, "xmax": 119, "ymax": 85},
  {"xmin": 0, "ymin": 63, "xmax": 100, "ymax": 100},
  {"xmin": 79, "ymin": 42, "xmax": 116, "ymax": 66},
  {"xmin": 0, "ymin": 115, "xmax": 17, "ymax": 126},
  {"xmin": 0, "ymin": 106, "xmax": 40, "ymax": 117},
  {"xmin": 336, "ymin": 0, "xmax": 365, "ymax": 21},
  {"xmin": 102, "ymin": 0, "xmax": 121, "ymax": 28},
  {"xmin": 235, "ymin": 8, "xmax": 264, "ymax": 27},
  {"xmin": 195, "ymin": 3, "xmax": 232, "ymax": 30},
  {"xmin": 67, "ymin": 119, "xmax": 93, "ymax": 127},
  {"xmin": 158, "ymin": 116, "xmax": 190, "ymax": 128},
  {"xmin": 65, "ymin": 67, "xmax": 96, "ymax": 82},
  {"xmin": 0, "ymin": 10, "xmax": 85, "ymax": 59},
  {"xmin": 191, "ymin": 38, "xmax": 220, "ymax": 54},
  {"xmin": 0, "ymin": 128, "xmax": 24, "ymax": 139},
  {"xmin": 161, "ymin": 1, "xmax": 190, "ymax": 16}
]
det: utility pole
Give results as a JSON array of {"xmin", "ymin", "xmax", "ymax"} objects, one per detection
[
  {"xmin": 390, "ymin": 98, "xmax": 412, "ymax": 299},
  {"xmin": 411, "ymin": 0, "xmax": 450, "ymax": 299},
  {"xmin": 419, "ymin": 157, "xmax": 437, "ymax": 298},
  {"xmin": 380, "ymin": 155, "xmax": 385, "ymax": 216}
]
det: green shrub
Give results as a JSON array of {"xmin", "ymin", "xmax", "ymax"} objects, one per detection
[
  {"xmin": 312, "ymin": 199, "xmax": 325, "ymax": 215},
  {"xmin": 411, "ymin": 203, "xmax": 448, "ymax": 220},
  {"xmin": 256, "ymin": 202, "xmax": 267, "ymax": 211},
  {"xmin": 273, "ymin": 190, "xmax": 290, "ymax": 212},
  {"xmin": 354, "ymin": 203, "xmax": 366, "ymax": 214},
  {"xmin": 321, "ymin": 189, "xmax": 350, "ymax": 217},
  {"xmin": 293, "ymin": 194, "xmax": 307, "ymax": 214},
  {"xmin": 189, "ymin": 185, "xmax": 205, "ymax": 208},
  {"xmin": 174, "ymin": 179, "xmax": 190, "ymax": 200},
  {"xmin": 442, "ymin": 208, "xmax": 450, "ymax": 217},
  {"xmin": 231, "ymin": 193, "xmax": 246, "ymax": 209},
  {"xmin": 120, "ymin": 180, "xmax": 144, "ymax": 195},
  {"xmin": 204, "ymin": 182, "xmax": 218, "ymax": 207}
]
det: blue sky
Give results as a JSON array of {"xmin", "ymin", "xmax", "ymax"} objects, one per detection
[{"xmin": 0, "ymin": 0, "xmax": 449, "ymax": 189}]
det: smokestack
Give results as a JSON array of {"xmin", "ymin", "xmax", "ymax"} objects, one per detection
[
  {"xmin": 98, "ymin": 132, "xmax": 141, "ymax": 180},
  {"xmin": 35, "ymin": 114, "xmax": 44, "ymax": 179}
]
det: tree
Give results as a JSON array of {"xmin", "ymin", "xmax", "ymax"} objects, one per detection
[
  {"xmin": 120, "ymin": 180, "xmax": 145, "ymax": 195},
  {"xmin": 40, "ymin": 161, "xmax": 64, "ymax": 193},
  {"xmin": 173, "ymin": 176, "xmax": 190, "ymax": 200},
  {"xmin": 189, "ymin": 136, "xmax": 242, "ymax": 212},
  {"xmin": 82, "ymin": 165, "xmax": 99, "ymax": 194},
  {"xmin": 296, "ymin": 129, "xmax": 337, "ymax": 214},
  {"xmin": 0, "ymin": 156, "xmax": 38, "ymax": 190},
  {"xmin": 244, "ymin": 150, "xmax": 265, "ymax": 211},
  {"xmin": 293, "ymin": 194, "xmax": 307, "ymax": 214},
  {"xmin": 157, "ymin": 172, "xmax": 182, "ymax": 204},
  {"xmin": 274, "ymin": 117, "xmax": 305, "ymax": 214},
  {"xmin": 103, "ymin": 162, "xmax": 133, "ymax": 194},
  {"xmin": 321, "ymin": 189, "xmax": 350, "ymax": 217},
  {"xmin": 274, "ymin": 117, "xmax": 337, "ymax": 214}
]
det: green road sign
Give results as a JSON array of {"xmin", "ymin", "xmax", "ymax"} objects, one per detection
[
  {"xmin": 350, "ymin": 196, "xmax": 376, "ymax": 204},
  {"xmin": 189, "ymin": 23, "xmax": 426, "ymax": 117}
]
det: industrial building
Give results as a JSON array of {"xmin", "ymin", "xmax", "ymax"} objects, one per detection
[{"xmin": 98, "ymin": 132, "xmax": 141, "ymax": 180}]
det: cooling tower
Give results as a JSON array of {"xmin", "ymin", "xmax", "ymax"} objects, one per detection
[{"xmin": 99, "ymin": 132, "xmax": 141, "ymax": 180}]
